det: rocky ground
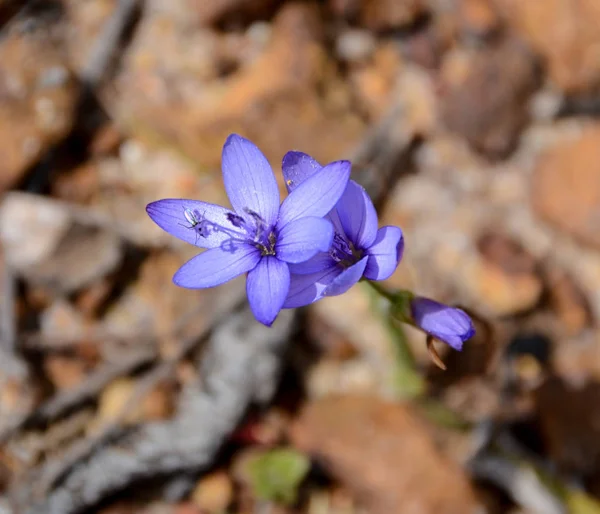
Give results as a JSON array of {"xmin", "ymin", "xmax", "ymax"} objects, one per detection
[{"xmin": 0, "ymin": 0, "xmax": 600, "ymax": 513}]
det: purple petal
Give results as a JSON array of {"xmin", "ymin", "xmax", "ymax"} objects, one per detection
[
  {"xmin": 146, "ymin": 199, "xmax": 244, "ymax": 249},
  {"xmin": 288, "ymin": 253, "xmax": 336, "ymax": 275},
  {"xmin": 284, "ymin": 256, "xmax": 368, "ymax": 308},
  {"xmin": 281, "ymin": 151, "xmax": 323, "ymax": 192},
  {"xmin": 247, "ymin": 256, "xmax": 290, "ymax": 326},
  {"xmin": 323, "ymin": 256, "xmax": 368, "ymax": 297},
  {"xmin": 283, "ymin": 267, "xmax": 341, "ymax": 308},
  {"xmin": 410, "ymin": 297, "xmax": 475, "ymax": 351},
  {"xmin": 336, "ymin": 181, "xmax": 378, "ymax": 249},
  {"xmin": 277, "ymin": 160, "xmax": 351, "ymax": 227},
  {"xmin": 173, "ymin": 244, "xmax": 260, "ymax": 289},
  {"xmin": 364, "ymin": 226, "xmax": 404, "ymax": 281},
  {"xmin": 326, "ymin": 208, "xmax": 347, "ymax": 237},
  {"xmin": 221, "ymin": 134, "xmax": 279, "ymax": 226},
  {"xmin": 275, "ymin": 217, "xmax": 333, "ymax": 264}
]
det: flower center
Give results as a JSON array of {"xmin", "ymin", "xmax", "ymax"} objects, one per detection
[
  {"xmin": 330, "ymin": 232, "xmax": 363, "ymax": 268},
  {"xmin": 183, "ymin": 207, "xmax": 277, "ymax": 256},
  {"xmin": 257, "ymin": 231, "xmax": 277, "ymax": 256}
]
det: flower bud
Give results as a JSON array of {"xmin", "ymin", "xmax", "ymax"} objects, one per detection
[{"xmin": 410, "ymin": 297, "xmax": 475, "ymax": 351}]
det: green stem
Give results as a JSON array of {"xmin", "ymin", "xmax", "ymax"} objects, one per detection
[
  {"xmin": 364, "ymin": 279, "xmax": 396, "ymax": 302},
  {"xmin": 363, "ymin": 281, "xmax": 424, "ymax": 399},
  {"xmin": 385, "ymin": 316, "xmax": 425, "ymax": 398}
]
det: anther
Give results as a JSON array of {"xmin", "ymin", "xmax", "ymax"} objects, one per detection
[
  {"xmin": 244, "ymin": 208, "xmax": 268, "ymax": 242},
  {"xmin": 227, "ymin": 213, "xmax": 245, "ymax": 228}
]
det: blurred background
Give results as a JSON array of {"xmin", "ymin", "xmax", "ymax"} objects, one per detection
[{"xmin": 0, "ymin": 0, "xmax": 599, "ymax": 513}]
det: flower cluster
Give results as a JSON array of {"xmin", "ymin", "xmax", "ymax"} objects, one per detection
[
  {"xmin": 281, "ymin": 151, "xmax": 404, "ymax": 308},
  {"xmin": 146, "ymin": 134, "xmax": 474, "ymax": 353}
]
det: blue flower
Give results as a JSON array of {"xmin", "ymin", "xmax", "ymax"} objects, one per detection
[
  {"xmin": 281, "ymin": 152, "xmax": 404, "ymax": 308},
  {"xmin": 146, "ymin": 135, "xmax": 351, "ymax": 326},
  {"xmin": 410, "ymin": 297, "xmax": 475, "ymax": 351}
]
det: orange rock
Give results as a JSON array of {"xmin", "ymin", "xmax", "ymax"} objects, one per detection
[
  {"xmin": 457, "ymin": 0, "xmax": 500, "ymax": 37},
  {"xmin": 361, "ymin": 0, "xmax": 427, "ymax": 31},
  {"xmin": 141, "ymin": 381, "xmax": 175, "ymax": 421},
  {"xmin": 494, "ymin": 0, "xmax": 600, "ymax": 93},
  {"xmin": 468, "ymin": 262, "xmax": 542, "ymax": 315},
  {"xmin": 51, "ymin": 161, "xmax": 100, "ymax": 204},
  {"xmin": 40, "ymin": 298, "xmax": 86, "ymax": 341},
  {"xmin": 191, "ymin": 470, "xmax": 234, "ymax": 513},
  {"xmin": 112, "ymin": 3, "xmax": 365, "ymax": 169},
  {"xmin": 186, "ymin": 0, "xmax": 279, "ymax": 25},
  {"xmin": 75, "ymin": 278, "xmax": 113, "ymax": 318},
  {"xmin": 44, "ymin": 355, "xmax": 88, "ymax": 391},
  {"xmin": 96, "ymin": 377, "xmax": 173, "ymax": 425},
  {"xmin": 290, "ymin": 395, "xmax": 481, "ymax": 514},
  {"xmin": 89, "ymin": 123, "xmax": 123, "ymax": 156},
  {"xmin": 462, "ymin": 233, "xmax": 543, "ymax": 316},
  {"xmin": 545, "ymin": 267, "xmax": 592, "ymax": 335},
  {"xmin": 98, "ymin": 378, "xmax": 138, "ymax": 423},
  {"xmin": 532, "ymin": 125, "xmax": 600, "ymax": 250},
  {"xmin": 0, "ymin": 22, "xmax": 78, "ymax": 192},
  {"xmin": 173, "ymin": 504, "xmax": 202, "ymax": 514},
  {"xmin": 349, "ymin": 42, "xmax": 403, "ymax": 120}
]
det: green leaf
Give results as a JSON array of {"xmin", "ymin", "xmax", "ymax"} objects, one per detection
[{"xmin": 246, "ymin": 448, "xmax": 311, "ymax": 506}]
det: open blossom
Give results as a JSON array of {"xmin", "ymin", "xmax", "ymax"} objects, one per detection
[
  {"xmin": 146, "ymin": 134, "xmax": 350, "ymax": 326},
  {"xmin": 410, "ymin": 297, "xmax": 475, "ymax": 351},
  {"xmin": 281, "ymin": 152, "xmax": 404, "ymax": 308}
]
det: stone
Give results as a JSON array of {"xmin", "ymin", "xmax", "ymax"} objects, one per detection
[
  {"xmin": 190, "ymin": 471, "xmax": 233, "ymax": 513},
  {"xmin": 535, "ymin": 378, "xmax": 600, "ymax": 476},
  {"xmin": 61, "ymin": 0, "xmax": 117, "ymax": 75},
  {"xmin": 44, "ymin": 355, "xmax": 88, "ymax": 391},
  {"xmin": 335, "ymin": 28, "xmax": 377, "ymax": 63},
  {"xmin": 97, "ymin": 377, "xmax": 172, "ymax": 425},
  {"xmin": 440, "ymin": 37, "xmax": 538, "ymax": 158},
  {"xmin": 494, "ymin": 0, "xmax": 600, "ymax": 93},
  {"xmin": 40, "ymin": 298, "xmax": 87, "ymax": 341},
  {"xmin": 290, "ymin": 395, "xmax": 481, "ymax": 514},
  {"xmin": 185, "ymin": 0, "xmax": 279, "ymax": 26},
  {"xmin": 462, "ymin": 233, "xmax": 543, "ymax": 316},
  {"xmin": 0, "ymin": 19, "xmax": 78, "ymax": 191},
  {"xmin": 457, "ymin": 0, "xmax": 500, "ymax": 37},
  {"xmin": 0, "ymin": 193, "xmax": 72, "ymax": 270},
  {"xmin": 349, "ymin": 42, "xmax": 404, "ymax": 120},
  {"xmin": 0, "ymin": 192, "xmax": 123, "ymax": 293},
  {"xmin": 545, "ymin": 267, "xmax": 592, "ymax": 335},
  {"xmin": 532, "ymin": 125, "xmax": 600, "ymax": 250},
  {"xmin": 110, "ymin": 2, "xmax": 365, "ymax": 169},
  {"xmin": 360, "ymin": 0, "xmax": 427, "ymax": 31},
  {"xmin": 26, "ymin": 225, "xmax": 123, "ymax": 293}
]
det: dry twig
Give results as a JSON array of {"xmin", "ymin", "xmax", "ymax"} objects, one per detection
[{"xmin": 14, "ymin": 307, "xmax": 294, "ymax": 514}]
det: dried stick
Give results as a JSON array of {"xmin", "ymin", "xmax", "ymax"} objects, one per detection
[
  {"xmin": 35, "ymin": 348, "xmax": 155, "ymax": 422},
  {"xmin": 15, "ymin": 308, "xmax": 294, "ymax": 514},
  {"xmin": 1, "ymin": 283, "xmax": 246, "ymax": 445},
  {"xmin": 36, "ymin": 292, "xmax": 247, "ymax": 492},
  {"xmin": 349, "ymin": 99, "xmax": 413, "ymax": 205},
  {"xmin": 80, "ymin": 0, "xmax": 142, "ymax": 88}
]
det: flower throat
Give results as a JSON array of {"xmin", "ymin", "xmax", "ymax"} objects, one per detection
[{"xmin": 330, "ymin": 232, "xmax": 363, "ymax": 268}]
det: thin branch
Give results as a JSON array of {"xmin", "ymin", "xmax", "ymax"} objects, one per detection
[
  {"xmin": 15, "ymin": 308, "xmax": 294, "ymax": 514},
  {"xmin": 79, "ymin": 0, "xmax": 142, "ymax": 88}
]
